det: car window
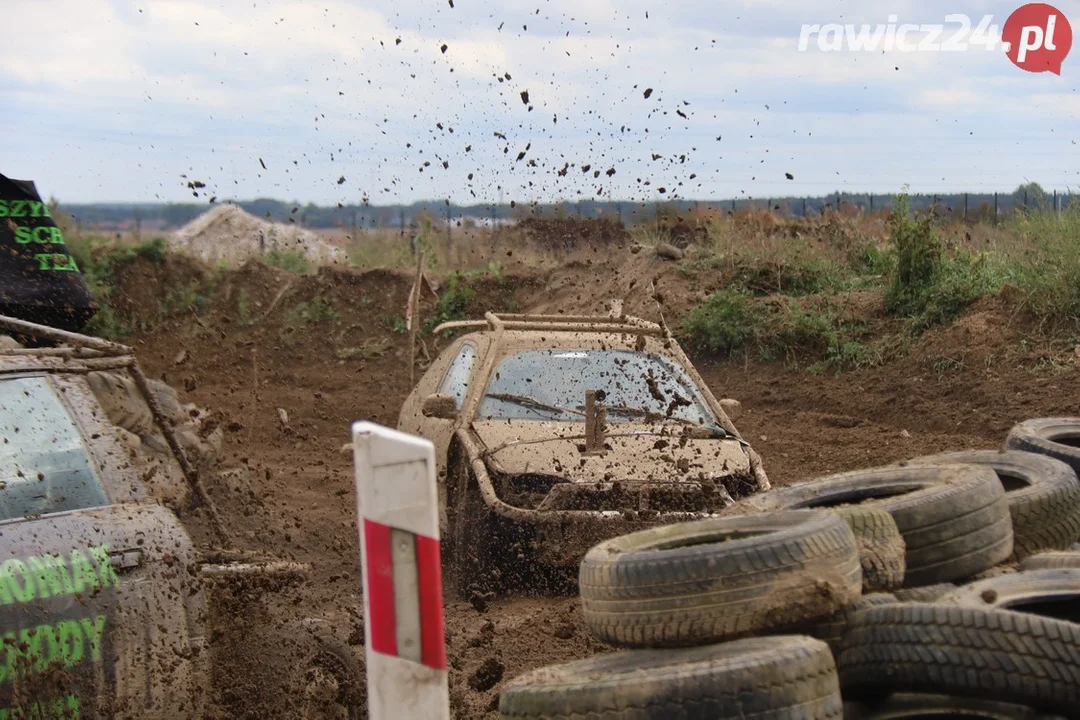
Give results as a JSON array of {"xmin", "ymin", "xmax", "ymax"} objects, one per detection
[
  {"xmin": 0, "ymin": 376, "xmax": 109, "ymax": 521},
  {"xmin": 439, "ymin": 343, "xmax": 477, "ymax": 408},
  {"xmin": 477, "ymin": 349, "xmax": 717, "ymax": 426}
]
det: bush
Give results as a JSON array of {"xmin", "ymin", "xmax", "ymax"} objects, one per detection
[
  {"xmin": 428, "ymin": 272, "xmax": 476, "ymax": 330},
  {"xmin": 884, "ymin": 194, "xmax": 988, "ymax": 330},
  {"xmin": 682, "ymin": 289, "xmax": 762, "ymax": 355}
]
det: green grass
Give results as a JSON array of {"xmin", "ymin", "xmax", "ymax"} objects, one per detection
[
  {"xmin": 284, "ymin": 297, "xmax": 339, "ymax": 327},
  {"xmin": 681, "ymin": 289, "xmax": 874, "ymax": 372},
  {"xmin": 265, "ymin": 249, "xmax": 312, "ymax": 275}
]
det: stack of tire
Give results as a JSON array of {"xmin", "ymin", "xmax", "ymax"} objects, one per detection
[{"xmin": 498, "ymin": 418, "xmax": 1080, "ymax": 719}]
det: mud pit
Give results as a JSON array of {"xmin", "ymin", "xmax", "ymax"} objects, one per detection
[{"xmin": 108, "ymin": 243, "xmax": 1079, "ymax": 718}]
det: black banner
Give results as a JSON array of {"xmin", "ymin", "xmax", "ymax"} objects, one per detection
[{"xmin": 0, "ymin": 175, "xmax": 95, "ymax": 333}]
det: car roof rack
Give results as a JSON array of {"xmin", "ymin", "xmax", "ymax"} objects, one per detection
[
  {"xmin": 0, "ymin": 313, "xmax": 131, "ymax": 358},
  {"xmin": 432, "ymin": 312, "xmax": 666, "ymax": 336}
]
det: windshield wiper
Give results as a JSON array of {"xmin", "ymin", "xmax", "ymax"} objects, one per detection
[
  {"xmin": 484, "ymin": 393, "xmax": 584, "ymax": 418},
  {"xmin": 593, "ymin": 405, "xmax": 727, "ymax": 436}
]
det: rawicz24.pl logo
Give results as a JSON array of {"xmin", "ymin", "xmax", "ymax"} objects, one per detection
[{"xmin": 798, "ymin": 3, "xmax": 1072, "ymax": 74}]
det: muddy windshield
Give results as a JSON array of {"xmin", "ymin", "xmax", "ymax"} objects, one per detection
[
  {"xmin": 477, "ymin": 349, "xmax": 717, "ymax": 425},
  {"xmin": 0, "ymin": 376, "xmax": 109, "ymax": 521}
]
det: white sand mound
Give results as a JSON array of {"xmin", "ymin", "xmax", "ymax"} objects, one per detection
[{"xmin": 170, "ymin": 204, "xmax": 343, "ymax": 267}]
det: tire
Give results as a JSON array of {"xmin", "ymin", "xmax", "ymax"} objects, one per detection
[
  {"xmin": 843, "ymin": 693, "xmax": 1055, "ymax": 720},
  {"xmin": 1007, "ymin": 418, "xmax": 1080, "ymax": 478},
  {"xmin": 499, "ymin": 635, "xmax": 843, "ymax": 720},
  {"xmin": 834, "ymin": 506, "xmax": 905, "ymax": 592},
  {"xmin": 579, "ymin": 510, "xmax": 862, "ymax": 648},
  {"xmin": 836, "ymin": 603, "xmax": 1080, "ymax": 716},
  {"xmin": 938, "ymin": 568, "xmax": 1080, "ymax": 624},
  {"xmin": 746, "ymin": 465, "xmax": 1012, "ymax": 587},
  {"xmin": 788, "ymin": 593, "xmax": 897, "ymax": 655},
  {"xmin": 452, "ymin": 463, "xmax": 501, "ymax": 599},
  {"xmin": 892, "ymin": 583, "xmax": 956, "ymax": 602},
  {"xmin": 1021, "ymin": 551, "xmax": 1080, "ymax": 571},
  {"xmin": 901, "ymin": 449, "xmax": 1080, "ymax": 559},
  {"xmin": 298, "ymin": 634, "xmax": 365, "ymax": 720}
]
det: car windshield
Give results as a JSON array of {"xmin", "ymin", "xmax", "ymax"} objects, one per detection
[
  {"xmin": 477, "ymin": 349, "xmax": 717, "ymax": 425},
  {"xmin": 0, "ymin": 377, "xmax": 109, "ymax": 521}
]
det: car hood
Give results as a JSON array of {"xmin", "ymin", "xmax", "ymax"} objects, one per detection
[{"xmin": 472, "ymin": 419, "xmax": 751, "ymax": 484}]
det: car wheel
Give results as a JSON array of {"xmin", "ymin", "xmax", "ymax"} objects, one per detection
[
  {"xmin": 578, "ymin": 509, "xmax": 862, "ymax": 648},
  {"xmin": 902, "ymin": 449, "xmax": 1080, "ymax": 559},
  {"xmin": 452, "ymin": 461, "xmax": 500, "ymax": 599},
  {"xmin": 836, "ymin": 603, "xmax": 1080, "ymax": 716},
  {"xmin": 499, "ymin": 635, "xmax": 843, "ymax": 720},
  {"xmin": 746, "ymin": 465, "xmax": 1013, "ymax": 587},
  {"xmin": 297, "ymin": 634, "xmax": 365, "ymax": 720}
]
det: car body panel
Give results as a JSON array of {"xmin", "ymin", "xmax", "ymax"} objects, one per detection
[
  {"xmin": 474, "ymin": 420, "xmax": 751, "ymax": 484},
  {"xmin": 0, "ymin": 356, "xmax": 205, "ymax": 718}
]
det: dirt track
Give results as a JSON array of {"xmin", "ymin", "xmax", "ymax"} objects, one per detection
[{"xmin": 111, "ymin": 245, "xmax": 1079, "ymax": 718}]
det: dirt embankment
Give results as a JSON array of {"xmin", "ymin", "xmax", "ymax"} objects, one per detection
[{"xmin": 108, "ymin": 242, "xmax": 1079, "ymax": 718}]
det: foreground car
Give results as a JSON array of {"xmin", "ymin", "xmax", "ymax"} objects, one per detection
[
  {"xmin": 0, "ymin": 314, "xmax": 362, "ymax": 719},
  {"xmin": 398, "ymin": 312, "xmax": 769, "ymax": 595}
]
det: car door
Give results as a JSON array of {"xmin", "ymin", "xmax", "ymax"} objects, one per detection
[{"xmin": 0, "ymin": 374, "xmax": 204, "ymax": 719}]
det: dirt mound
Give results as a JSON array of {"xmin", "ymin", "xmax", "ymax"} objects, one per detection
[
  {"xmin": 170, "ymin": 204, "xmax": 345, "ymax": 267},
  {"xmin": 519, "ymin": 217, "xmax": 629, "ymax": 250}
]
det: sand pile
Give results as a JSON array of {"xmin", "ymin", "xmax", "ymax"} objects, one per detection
[{"xmin": 170, "ymin": 204, "xmax": 344, "ymax": 267}]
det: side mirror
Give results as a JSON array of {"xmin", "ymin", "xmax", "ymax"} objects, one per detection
[
  {"xmin": 719, "ymin": 398, "xmax": 742, "ymax": 423},
  {"xmin": 422, "ymin": 394, "xmax": 459, "ymax": 420}
]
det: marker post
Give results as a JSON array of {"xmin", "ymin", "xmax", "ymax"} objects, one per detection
[{"xmin": 353, "ymin": 421, "xmax": 450, "ymax": 720}]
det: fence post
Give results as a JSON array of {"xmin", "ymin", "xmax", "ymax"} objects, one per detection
[
  {"xmin": 446, "ymin": 201, "xmax": 452, "ymax": 247},
  {"xmin": 353, "ymin": 422, "xmax": 450, "ymax": 720},
  {"xmin": 869, "ymin": 195, "xmax": 874, "ymax": 214},
  {"xmin": 802, "ymin": 197, "xmax": 807, "ymax": 217},
  {"xmin": 400, "ymin": 209, "xmax": 406, "ymax": 237},
  {"xmin": 994, "ymin": 192, "xmax": 999, "ymax": 225}
]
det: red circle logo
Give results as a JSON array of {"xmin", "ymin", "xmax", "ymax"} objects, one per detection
[{"xmin": 1003, "ymin": 3, "xmax": 1072, "ymax": 74}]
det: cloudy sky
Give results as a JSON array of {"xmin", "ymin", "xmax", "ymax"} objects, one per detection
[{"xmin": 2, "ymin": 0, "xmax": 1078, "ymax": 205}]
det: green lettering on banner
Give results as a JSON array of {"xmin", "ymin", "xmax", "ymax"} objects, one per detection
[
  {"xmin": 12, "ymin": 226, "xmax": 64, "ymax": 246},
  {"xmin": 0, "ymin": 201, "xmax": 7, "ymax": 218},
  {"xmin": 31, "ymin": 255, "xmax": 51, "ymax": 271},
  {"xmin": 7, "ymin": 202, "xmax": 26, "ymax": 219}
]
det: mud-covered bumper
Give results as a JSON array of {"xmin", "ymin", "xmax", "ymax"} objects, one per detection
[{"xmin": 527, "ymin": 509, "xmax": 725, "ymax": 567}]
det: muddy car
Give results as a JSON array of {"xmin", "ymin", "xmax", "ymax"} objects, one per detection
[
  {"xmin": 0, "ymin": 314, "xmax": 362, "ymax": 720},
  {"xmin": 398, "ymin": 312, "xmax": 770, "ymax": 595}
]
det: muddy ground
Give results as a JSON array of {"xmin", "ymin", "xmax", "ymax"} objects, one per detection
[{"xmin": 110, "ymin": 241, "xmax": 1079, "ymax": 718}]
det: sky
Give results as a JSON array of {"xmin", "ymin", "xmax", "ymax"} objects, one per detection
[{"xmin": 2, "ymin": 0, "xmax": 1079, "ymax": 205}]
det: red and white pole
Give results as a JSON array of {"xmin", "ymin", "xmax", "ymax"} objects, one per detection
[{"xmin": 353, "ymin": 421, "xmax": 450, "ymax": 719}]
